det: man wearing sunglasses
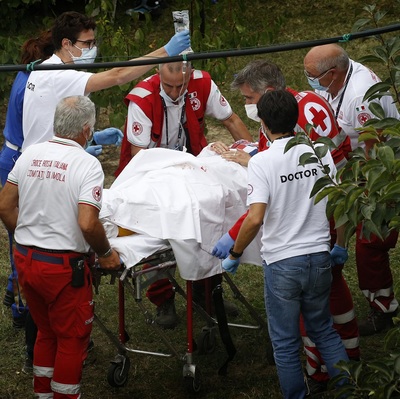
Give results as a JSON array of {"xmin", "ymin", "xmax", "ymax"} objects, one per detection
[
  {"xmin": 304, "ymin": 42, "xmax": 400, "ymax": 338},
  {"xmin": 22, "ymin": 11, "xmax": 190, "ymax": 151}
]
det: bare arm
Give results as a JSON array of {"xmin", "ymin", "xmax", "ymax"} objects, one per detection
[
  {"xmin": 230, "ymin": 202, "xmax": 266, "ymax": 257},
  {"xmin": 85, "ymin": 47, "xmax": 167, "ymax": 94},
  {"xmin": 0, "ymin": 182, "xmax": 19, "ymax": 232},
  {"xmin": 78, "ymin": 204, "xmax": 120, "ymax": 269},
  {"xmin": 221, "ymin": 112, "xmax": 253, "ymax": 142}
]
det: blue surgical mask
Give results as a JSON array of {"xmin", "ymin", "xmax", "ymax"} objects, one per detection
[
  {"xmin": 307, "ymin": 76, "xmax": 333, "ymax": 92},
  {"xmin": 69, "ymin": 46, "xmax": 97, "ymax": 64}
]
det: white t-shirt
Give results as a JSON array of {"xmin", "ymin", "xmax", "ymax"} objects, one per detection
[
  {"xmin": 22, "ymin": 54, "xmax": 93, "ymax": 151},
  {"xmin": 247, "ymin": 137, "xmax": 335, "ymax": 264},
  {"xmin": 316, "ymin": 60, "xmax": 400, "ymax": 150},
  {"xmin": 8, "ymin": 137, "xmax": 104, "ymax": 252},
  {"xmin": 127, "ymin": 79, "xmax": 233, "ymax": 149}
]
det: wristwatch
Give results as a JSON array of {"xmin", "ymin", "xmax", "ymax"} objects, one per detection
[{"xmin": 229, "ymin": 246, "xmax": 243, "ymax": 258}]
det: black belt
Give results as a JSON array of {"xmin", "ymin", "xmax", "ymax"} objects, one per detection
[{"xmin": 16, "ymin": 244, "xmax": 84, "ymax": 265}]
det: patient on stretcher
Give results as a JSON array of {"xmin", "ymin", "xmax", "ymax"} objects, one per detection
[{"xmin": 100, "ymin": 141, "xmax": 262, "ymax": 282}]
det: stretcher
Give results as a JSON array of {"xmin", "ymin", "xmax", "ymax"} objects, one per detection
[{"xmin": 94, "ymin": 146, "xmax": 272, "ymax": 392}]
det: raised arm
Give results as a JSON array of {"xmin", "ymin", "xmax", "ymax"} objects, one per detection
[{"xmin": 85, "ymin": 30, "xmax": 191, "ymax": 94}]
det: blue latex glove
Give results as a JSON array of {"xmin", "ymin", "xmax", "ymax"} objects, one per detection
[
  {"xmin": 93, "ymin": 128, "xmax": 123, "ymax": 146},
  {"xmin": 330, "ymin": 244, "xmax": 348, "ymax": 266},
  {"xmin": 86, "ymin": 145, "xmax": 103, "ymax": 157},
  {"xmin": 164, "ymin": 30, "xmax": 191, "ymax": 56},
  {"xmin": 221, "ymin": 256, "xmax": 240, "ymax": 275},
  {"xmin": 212, "ymin": 232, "xmax": 235, "ymax": 259}
]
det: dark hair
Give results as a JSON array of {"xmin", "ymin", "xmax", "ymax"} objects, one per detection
[
  {"xmin": 21, "ymin": 30, "xmax": 54, "ymax": 64},
  {"xmin": 51, "ymin": 11, "xmax": 96, "ymax": 51},
  {"xmin": 257, "ymin": 90, "xmax": 298, "ymax": 134}
]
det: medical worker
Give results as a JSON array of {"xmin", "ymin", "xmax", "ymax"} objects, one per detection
[
  {"xmin": 116, "ymin": 60, "xmax": 253, "ymax": 171},
  {"xmin": 22, "ymin": 11, "xmax": 191, "ymax": 150},
  {"xmin": 212, "ymin": 59, "xmax": 359, "ymax": 394},
  {"xmin": 115, "ymin": 60, "xmax": 252, "ymax": 328},
  {"xmin": 304, "ymin": 44, "xmax": 399, "ymax": 336},
  {"xmin": 0, "ymin": 95, "xmax": 121, "ymax": 399},
  {"xmin": 1, "ymin": 31, "xmax": 54, "ymax": 336},
  {"xmin": 222, "ymin": 89, "xmax": 349, "ymax": 399},
  {"xmin": 0, "ymin": 29, "xmax": 122, "ymax": 373}
]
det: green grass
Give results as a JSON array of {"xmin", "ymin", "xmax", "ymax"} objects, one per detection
[{"xmin": 1, "ymin": 0, "xmax": 400, "ymax": 398}]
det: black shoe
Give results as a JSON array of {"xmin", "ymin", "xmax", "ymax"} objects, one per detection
[
  {"xmin": 3, "ymin": 289, "xmax": 14, "ymax": 308},
  {"xmin": 305, "ymin": 375, "xmax": 328, "ymax": 396},
  {"xmin": 358, "ymin": 308, "xmax": 397, "ymax": 336},
  {"xmin": 155, "ymin": 298, "xmax": 178, "ymax": 329},
  {"xmin": 22, "ymin": 357, "xmax": 33, "ymax": 374},
  {"xmin": 13, "ymin": 313, "xmax": 27, "ymax": 329}
]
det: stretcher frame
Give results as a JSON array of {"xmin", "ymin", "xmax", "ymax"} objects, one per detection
[{"xmin": 92, "ymin": 246, "xmax": 271, "ymax": 393}]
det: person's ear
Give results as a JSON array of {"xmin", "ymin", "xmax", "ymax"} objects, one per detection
[
  {"xmin": 82, "ymin": 124, "xmax": 91, "ymax": 140},
  {"xmin": 62, "ymin": 38, "xmax": 70, "ymax": 48}
]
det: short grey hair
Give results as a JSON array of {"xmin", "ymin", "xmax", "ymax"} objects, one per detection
[
  {"xmin": 231, "ymin": 59, "xmax": 286, "ymax": 93},
  {"xmin": 53, "ymin": 95, "xmax": 96, "ymax": 139},
  {"xmin": 316, "ymin": 46, "xmax": 350, "ymax": 74}
]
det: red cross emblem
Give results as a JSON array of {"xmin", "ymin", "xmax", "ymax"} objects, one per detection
[
  {"xmin": 357, "ymin": 112, "xmax": 371, "ymax": 125},
  {"xmin": 92, "ymin": 186, "xmax": 101, "ymax": 202},
  {"xmin": 309, "ymin": 106, "xmax": 328, "ymax": 131},
  {"xmin": 132, "ymin": 122, "xmax": 143, "ymax": 136}
]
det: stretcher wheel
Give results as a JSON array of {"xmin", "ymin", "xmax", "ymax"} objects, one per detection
[
  {"xmin": 196, "ymin": 328, "xmax": 216, "ymax": 355},
  {"xmin": 184, "ymin": 367, "xmax": 202, "ymax": 393},
  {"xmin": 107, "ymin": 355, "xmax": 130, "ymax": 387}
]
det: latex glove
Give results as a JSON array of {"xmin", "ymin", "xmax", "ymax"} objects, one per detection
[
  {"xmin": 164, "ymin": 30, "xmax": 191, "ymax": 56},
  {"xmin": 330, "ymin": 244, "xmax": 348, "ymax": 266},
  {"xmin": 221, "ymin": 256, "xmax": 240, "ymax": 275},
  {"xmin": 86, "ymin": 145, "xmax": 103, "ymax": 157},
  {"xmin": 93, "ymin": 128, "xmax": 123, "ymax": 146},
  {"xmin": 212, "ymin": 232, "xmax": 235, "ymax": 259}
]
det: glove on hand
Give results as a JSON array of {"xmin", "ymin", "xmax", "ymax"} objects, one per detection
[
  {"xmin": 212, "ymin": 232, "xmax": 235, "ymax": 259},
  {"xmin": 93, "ymin": 128, "xmax": 123, "ymax": 146},
  {"xmin": 330, "ymin": 244, "xmax": 348, "ymax": 266},
  {"xmin": 86, "ymin": 145, "xmax": 103, "ymax": 157},
  {"xmin": 221, "ymin": 257, "xmax": 240, "ymax": 275},
  {"xmin": 164, "ymin": 30, "xmax": 191, "ymax": 56}
]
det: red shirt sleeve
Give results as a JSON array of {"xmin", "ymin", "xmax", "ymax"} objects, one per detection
[{"xmin": 228, "ymin": 211, "xmax": 249, "ymax": 240}]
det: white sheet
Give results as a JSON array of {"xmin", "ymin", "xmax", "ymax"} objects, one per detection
[{"xmin": 100, "ymin": 147, "xmax": 262, "ymax": 280}]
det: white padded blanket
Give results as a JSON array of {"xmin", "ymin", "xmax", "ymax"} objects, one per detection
[{"xmin": 100, "ymin": 146, "xmax": 262, "ymax": 280}]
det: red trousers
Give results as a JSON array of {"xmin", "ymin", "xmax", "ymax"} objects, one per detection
[
  {"xmin": 355, "ymin": 225, "xmax": 398, "ymax": 312},
  {"xmin": 14, "ymin": 245, "xmax": 93, "ymax": 399}
]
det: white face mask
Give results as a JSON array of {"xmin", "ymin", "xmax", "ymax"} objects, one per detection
[
  {"xmin": 69, "ymin": 45, "xmax": 97, "ymax": 64},
  {"xmin": 245, "ymin": 103, "xmax": 261, "ymax": 122},
  {"xmin": 160, "ymin": 87, "xmax": 186, "ymax": 105}
]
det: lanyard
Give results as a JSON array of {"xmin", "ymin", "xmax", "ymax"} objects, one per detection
[
  {"xmin": 333, "ymin": 63, "xmax": 353, "ymax": 120},
  {"xmin": 161, "ymin": 94, "xmax": 187, "ymax": 151}
]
